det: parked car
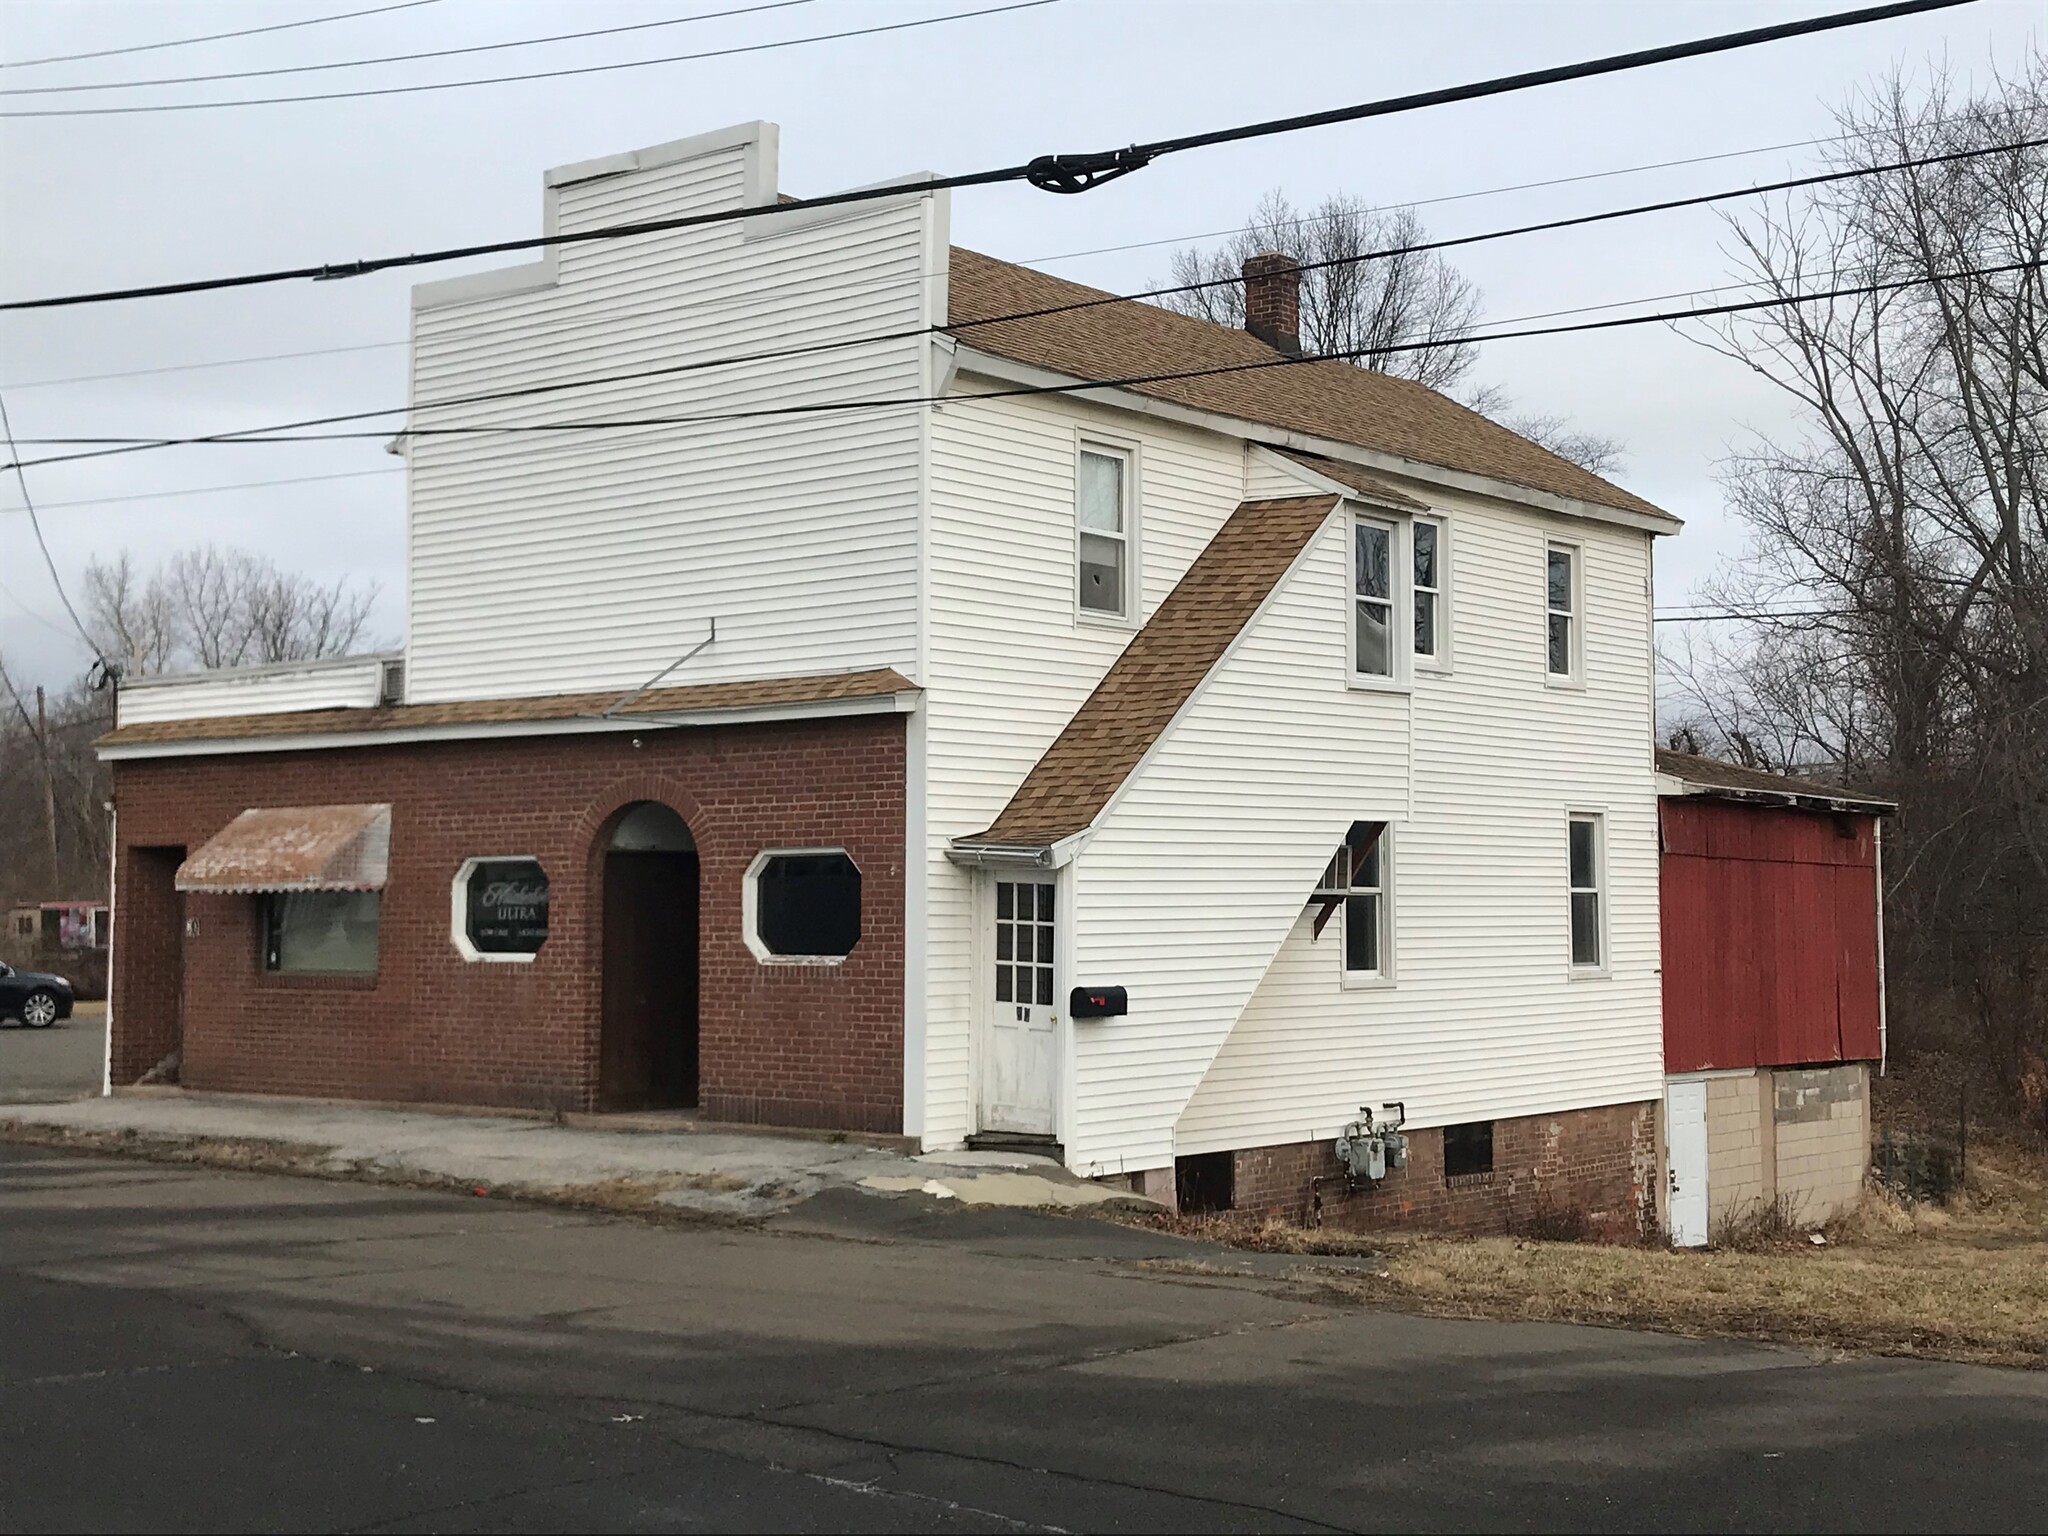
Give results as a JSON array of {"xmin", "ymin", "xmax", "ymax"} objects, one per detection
[{"xmin": 0, "ymin": 962, "xmax": 74, "ymax": 1028}]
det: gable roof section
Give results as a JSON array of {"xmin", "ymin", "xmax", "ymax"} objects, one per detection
[
  {"xmin": 958, "ymin": 494, "xmax": 1339, "ymax": 851},
  {"xmin": 946, "ymin": 247, "xmax": 1672, "ymax": 524},
  {"xmin": 1266, "ymin": 447, "xmax": 1430, "ymax": 511},
  {"xmin": 1655, "ymin": 749, "xmax": 1895, "ymax": 812},
  {"xmin": 101, "ymin": 668, "xmax": 917, "ymax": 753}
]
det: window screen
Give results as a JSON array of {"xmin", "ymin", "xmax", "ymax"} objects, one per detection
[
  {"xmin": 1354, "ymin": 521, "xmax": 1394, "ymax": 676},
  {"xmin": 1078, "ymin": 449, "xmax": 1128, "ymax": 616},
  {"xmin": 755, "ymin": 853, "xmax": 861, "ymax": 958},
  {"xmin": 263, "ymin": 891, "xmax": 380, "ymax": 976},
  {"xmin": 1547, "ymin": 546, "xmax": 1576, "ymax": 677},
  {"xmin": 1568, "ymin": 816, "xmax": 1602, "ymax": 967},
  {"xmin": 1413, "ymin": 519, "xmax": 1441, "ymax": 658}
]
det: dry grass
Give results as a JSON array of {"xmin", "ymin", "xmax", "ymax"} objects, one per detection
[{"xmin": 1113, "ymin": 1142, "xmax": 2048, "ymax": 1369}]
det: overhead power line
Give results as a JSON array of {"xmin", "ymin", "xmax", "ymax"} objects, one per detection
[
  {"xmin": 0, "ymin": 0, "xmax": 1059, "ymax": 117},
  {"xmin": 0, "ymin": 0, "xmax": 1976, "ymax": 309},
  {"xmin": 0, "ymin": 393, "xmax": 105, "ymax": 664},
  {"xmin": 1, "ymin": 1, "xmax": 823, "ymax": 96},
  {"xmin": 0, "ymin": 0, "xmax": 447, "ymax": 69},
  {"xmin": 9, "ymin": 257, "xmax": 2038, "ymax": 474},
  {"xmin": 7, "ymin": 132, "xmax": 2032, "ymax": 470}
]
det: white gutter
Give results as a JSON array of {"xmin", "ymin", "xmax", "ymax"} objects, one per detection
[{"xmin": 99, "ymin": 688, "xmax": 919, "ymax": 762}]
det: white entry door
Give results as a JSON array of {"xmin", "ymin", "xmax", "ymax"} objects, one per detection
[
  {"xmin": 1666, "ymin": 1079, "xmax": 1709, "ymax": 1248},
  {"xmin": 981, "ymin": 878, "xmax": 1058, "ymax": 1136}
]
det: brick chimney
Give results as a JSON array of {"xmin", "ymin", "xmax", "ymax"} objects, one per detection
[{"xmin": 1242, "ymin": 252, "xmax": 1301, "ymax": 356}]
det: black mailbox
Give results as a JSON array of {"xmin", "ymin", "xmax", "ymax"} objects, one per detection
[{"xmin": 1070, "ymin": 985, "xmax": 1127, "ymax": 1019}]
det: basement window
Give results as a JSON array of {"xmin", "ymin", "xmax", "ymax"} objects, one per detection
[
  {"xmin": 1175, "ymin": 1151, "xmax": 1235, "ymax": 1214},
  {"xmin": 1443, "ymin": 1121, "xmax": 1494, "ymax": 1179},
  {"xmin": 746, "ymin": 850, "xmax": 861, "ymax": 963},
  {"xmin": 261, "ymin": 891, "xmax": 380, "ymax": 977}
]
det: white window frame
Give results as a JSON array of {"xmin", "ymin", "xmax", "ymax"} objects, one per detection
[
  {"xmin": 1566, "ymin": 812, "xmax": 1608, "ymax": 976},
  {"xmin": 1075, "ymin": 438, "xmax": 1138, "ymax": 627},
  {"xmin": 1545, "ymin": 539, "xmax": 1584, "ymax": 686},
  {"xmin": 1312, "ymin": 823, "xmax": 1395, "ymax": 987},
  {"xmin": 450, "ymin": 855, "xmax": 546, "ymax": 964},
  {"xmin": 1349, "ymin": 513, "xmax": 1412, "ymax": 692},
  {"xmin": 1411, "ymin": 514, "xmax": 1450, "ymax": 671},
  {"xmin": 744, "ymin": 847, "xmax": 861, "ymax": 967}
]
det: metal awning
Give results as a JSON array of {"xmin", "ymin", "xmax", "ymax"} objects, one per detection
[{"xmin": 175, "ymin": 804, "xmax": 391, "ymax": 894}]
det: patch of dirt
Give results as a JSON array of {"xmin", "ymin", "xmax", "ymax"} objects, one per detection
[{"xmin": 1101, "ymin": 1143, "xmax": 2048, "ymax": 1370}]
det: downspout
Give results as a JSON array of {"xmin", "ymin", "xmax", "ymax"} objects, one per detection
[
  {"xmin": 1874, "ymin": 816, "xmax": 1889, "ymax": 1078},
  {"xmin": 101, "ymin": 799, "xmax": 116, "ymax": 1098}
]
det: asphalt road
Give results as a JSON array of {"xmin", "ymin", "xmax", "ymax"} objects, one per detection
[
  {"xmin": 0, "ymin": 1004, "xmax": 103, "ymax": 1103},
  {"xmin": 5, "ymin": 1144, "xmax": 2047, "ymax": 1535}
]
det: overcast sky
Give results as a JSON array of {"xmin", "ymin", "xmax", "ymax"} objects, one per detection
[{"xmin": 1, "ymin": 0, "xmax": 2038, "ymax": 689}]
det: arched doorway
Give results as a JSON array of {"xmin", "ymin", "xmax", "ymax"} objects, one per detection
[{"xmin": 599, "ymin": 802, "xmax": 699, "ymax": 1110}]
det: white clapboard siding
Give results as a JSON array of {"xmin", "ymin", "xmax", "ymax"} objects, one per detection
[
  {"xmin": 115, "ymin": 656, "xmax": 390, "ymax": 725},
  {"xmin": 404, "ymin": 125, "xmax": 939, "ymax": 704},
  {"xmin": 1066, "ymin": 509, "xmax": 1414, "ymax": 1174},
  {"xmin": 1176, "ymin": 488, "xmax": 1663, "ymax": 1157},
  {"xmin": 919, "ymin": 387, "xmax": 1251, "ymax": 1148}
]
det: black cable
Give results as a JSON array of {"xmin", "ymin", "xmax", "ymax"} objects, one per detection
[
  {"xmin": 3, "ymin": 1, "xmax": 821, "ymax": 96},
  {"xmin": 9, "ymin": 257, "xmax": 2037, "ymax": 473},
  {"xmin": 8, "ymin": 133, "xmax": 2035, "ymax": 469},
  {"xmin": 0, "ymin": 0, "xmax": 1976, "ymax": 309},
  {"xmin": 1, "ymin": 0, "xmax": 447, "ymax": 69},
  {"xmin": 0, "ymin": 0, "xmax": 1060, "ymax": 118},
  {"xmin": 0, "ymin": 393, "xmax": 106, "ymax": 664}
]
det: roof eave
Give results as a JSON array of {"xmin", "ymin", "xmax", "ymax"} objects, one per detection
[
  {"xmin": 948, "ymin": 348, "xmax": 1682, "ymax": 536},
  {"xmin": 1656, "ymin": 777, "xmax": 1896, "ymax": 815}
]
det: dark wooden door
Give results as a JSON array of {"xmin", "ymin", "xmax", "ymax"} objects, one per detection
[{"xmin": 600, "ymin": 851, "xmax": 699, "ymax": 1109}]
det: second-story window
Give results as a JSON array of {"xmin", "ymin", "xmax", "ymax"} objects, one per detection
[
  {"xmin": 1546, "ymin": 542, "xmax": 1579, "ymax": 680},
  {"xmin": 1413, "ymin": 517, "xmax": 1443, "ymax": 662},
  {"xmin": 1078, "ymin": 447, "xmax": 1130, "ymax": 618},
  {"xmin": 1354, "ymin": 518, "xmax": 1396, "ymax": 678}
]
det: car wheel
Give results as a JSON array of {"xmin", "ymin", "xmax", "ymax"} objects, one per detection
[{"xmin": 20, "ymin": 991, "xmax": 59, "ymax": 1028}]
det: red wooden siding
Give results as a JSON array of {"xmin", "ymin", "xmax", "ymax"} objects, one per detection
[{"xmin": 1660, "ymin": 800, "xmax": 1882, "ymax": 1072}]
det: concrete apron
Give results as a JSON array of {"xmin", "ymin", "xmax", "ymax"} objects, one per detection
[{"xmin": 0, "ymin": 1092, "xmax": 1153, "ymax": 1222}]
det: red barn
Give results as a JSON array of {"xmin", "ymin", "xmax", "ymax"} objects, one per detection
[{"xmin": 1654, "ymin": 751, "xmax": 1893, "ymax": 1246}]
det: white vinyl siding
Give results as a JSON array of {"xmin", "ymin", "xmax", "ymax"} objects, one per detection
[
  {"xmin": 921, "ymin": 389, "xmax": 1251, "ymax": 1150},
  {"xmin": 115, "ymin": 655, "xmax": 390, "ymax": 725},
  {"xmin": 404, "ymin": 127, "xmax": 935, "ymax": 704},
  {"xmin": 1176, "ymin": 497, "xmax": 1660, "ymax": 1159}
]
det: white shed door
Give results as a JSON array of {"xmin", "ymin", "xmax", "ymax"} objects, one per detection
[
  {"xmin": 982, "ymin": 879, "xmax": 1057, "ymax": 1136},
  {"xmin": 1666, "ymin": 1080, "xmax": 1709, "ymax": 1248}
]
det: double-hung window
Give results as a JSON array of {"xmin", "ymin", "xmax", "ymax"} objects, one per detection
[
  {"xmin": 1313, "ymin": 821, "xmax": 1390, "ymax": 979},
  {"xmin": 1546, "ymin": 543, "xmax": 1579, "ymax": 680},
  {"xmin": 1413, "ymin": 517, "xmax": 1444, "ymax": 663},
  {"xmin": 1353, "ymin": 518, "xmax": 1397, "ymax": 679},
  {"xmin": 1568, "ymin": 814, "xmax": 1604, "ymax": 969},
  {"xmin": 1077, "ymin": 446, "xmax": 1130, "ymax": 619}
]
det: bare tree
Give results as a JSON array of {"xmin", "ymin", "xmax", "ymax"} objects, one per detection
[
  {"xmin": 86, "ymin": 544, "xmax": 379, "ymax": 677},
  {"xmin": 1161, "ymin": 190, "xmax": 1626, "ymax": 474},
  {"xmin": 1670, "ymin": 55, "xmax": 2048, "ymax": 1130}
]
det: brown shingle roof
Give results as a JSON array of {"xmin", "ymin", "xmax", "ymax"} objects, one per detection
[
  {"xmin": 102, "ymin": 668, "xmax": 916, "ymax": 750},
  {"xmin": 959, "ymin": 495, "xmax": 1339, "ymax": 849},
  {"xmin": 1655, "ymin": 749, "xmax": 1895, "ymax": 811},
  {"xmin": 947, "ymin": 247, "xmax": 1672, "ymax": 523}
]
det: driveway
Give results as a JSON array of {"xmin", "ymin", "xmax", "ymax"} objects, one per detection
[
  {"xmin": 5, "ymin": 1143, "xmax": 2047, "ymax": 1533},
  {"xmin": 0, "ymin": 1002, "xmax": 102, "ymax": 1103}
]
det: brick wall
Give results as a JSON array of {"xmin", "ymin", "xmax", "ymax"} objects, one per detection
[
  {"xmin": 1231, "ymin": 1101, "xmax": 1659, "ymax": 1240},
  {"xmin": 109, "ymin": 714, "xmax": 906, "ymax": 1130}
]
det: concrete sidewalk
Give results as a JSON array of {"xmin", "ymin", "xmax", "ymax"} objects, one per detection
[{"xmin": 0, "ymin": 1092, "xmax": 1146, "ymax": 1221}]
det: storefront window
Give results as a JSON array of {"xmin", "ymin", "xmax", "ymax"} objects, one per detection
[{"xmin": 263, "ymin": 891, "xmax": 380, "ymax": 976}]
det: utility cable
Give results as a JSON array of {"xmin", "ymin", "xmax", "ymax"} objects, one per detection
[
  {"xmin": 1, "ymin": 0, "xmax": 446, "ymax": 69},
  {"xmin": 0, "ymin": 0, "xmax": 1059, "ymax": 117},
  {"xmin": 0, "ymin": 393, "xmax": 106, "ymax": 664},
  {"xmin": 8, "ymin": 257, "xmax": 2038, "ymax": 472},
  {"xmin": 7, "ymin": 132, "xmax": 2034, "ymax": 468},
  {"xmin": 0, "ymin": 0, "xmax": 1976, "ymax": 308},
  {"xmin": 1, "ymin": 1, "xmax": 821, "ymax": 96}
]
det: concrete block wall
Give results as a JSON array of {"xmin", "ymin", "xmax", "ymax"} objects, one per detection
[
  {"xmin": 1772, "ymin": 1064, "xmax": 1868, "ymax": 1224},
  {"xmin": 1704, "ymin": 1072, "xmax": 1769, "ymax": 1228}
]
